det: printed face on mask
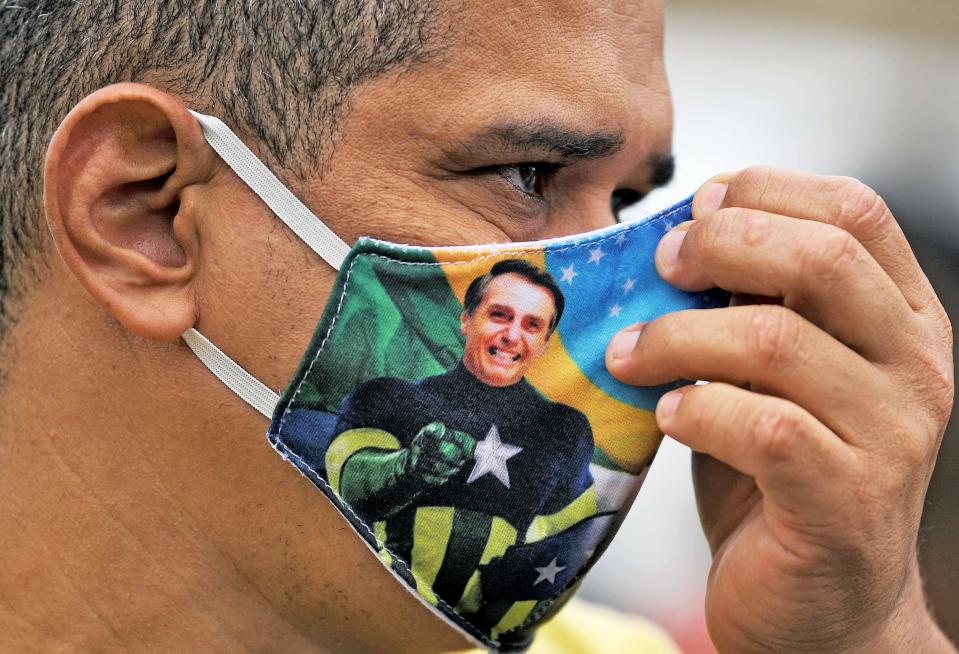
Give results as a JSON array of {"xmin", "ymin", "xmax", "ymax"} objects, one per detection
[{"xmin": 460, "ymin": 272, "xmax": 557, "ymax": 387}]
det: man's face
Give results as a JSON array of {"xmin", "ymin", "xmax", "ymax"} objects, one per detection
[
  {"xmin": 461, "ymin": 273, "xmax": 556, "ymax": 386},
  {"xmin": 308, "ymin": 0, "xmax": 673, "ymax": 246},
  {"xmin": 209, "ymin": 0, "xmax": 671, "ymax": 395},
  {"xmin": 137, "ymin": 1, "xmax": 672, "ymax": 642},
  {"xmin": 227, "ymin": 0, "xmax": 672, "ymax": 391}
]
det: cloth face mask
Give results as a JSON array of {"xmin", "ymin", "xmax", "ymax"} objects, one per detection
[{"xmin": 183, "ymin": 112, "xmax": 729, "ymax": 652}]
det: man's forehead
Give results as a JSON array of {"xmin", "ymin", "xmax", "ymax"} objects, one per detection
[
  {"xmin": 483, "ymin": 274, "xmax": 555, "ymax": 309},
  {"xmin": 455, "ymin": 0, "xmax": 665, "ymax": 85},
  {"xmin": 351, "ymin": 0, "xmax": 666, "ymax": 129},
  {"xmin": 411, "ymin": 0, "xmax": 670, "ymax": 186},
  {"xmin": 307, "ymin": 0, "xmax": 672, "ymax": 246}
]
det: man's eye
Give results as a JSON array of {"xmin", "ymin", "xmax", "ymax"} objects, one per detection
[
  {"xmin": 611, "ymin": 188, "xmax": 644, "ymax": 222},
  {"xmin": 498, "ymin": 163, "xmax": 558, "ymax": 199}
]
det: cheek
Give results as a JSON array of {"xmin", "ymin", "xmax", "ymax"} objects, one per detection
[
  {"xmin": 465, "ymin": 323, "xmax": 493, "ymax": 349},
  {"xmin": 434, "ymin": 179, "xmax": 551, "ymax": 242},
  {"xmin": 307, "ymin": 133, "xmax": 527, "ymax": 247},
  {"xmin": 480, "ymin": 322, "xmax": 503, "ymax": 339},
  {"xmin": 530, "ymin": 333, "xmax": 549, "ymax": 353},
  {"xmin": 194, "ymin": 205, "xmax": 339, "ymax": 394}
]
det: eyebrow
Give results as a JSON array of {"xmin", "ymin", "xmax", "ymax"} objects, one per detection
[
  {"xmin": 487, "ymin": 302, "xmax": 549, "ymax": 322},
  {"xmin": 453, "ymin": 120, "xmax": 675, "ymax": 191},
  {"xmin": 486, "ymin": 303, "xmax": 513, "ymax": 313},
  {"xmin": 464, "ymin": 120, "xmax": 626, "ymax": 161}
]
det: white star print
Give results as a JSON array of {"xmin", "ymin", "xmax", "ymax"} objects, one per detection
[
  {"xmin": 622, "ymin": 277, "xmax": 635, "ymax": 294},
  {"xmin": 614, "ymin": 233, "xmax": 627, "ymax": 247},
  {"xmin": 467, "ymin": 425, "xmax": 522, "ymax": 488},
  {"xmin": 560, "ymin": 264, "xmax": 578, "ymax": 284},
  {"xmin": 609, "ymin": 304, "xmax": 622, "ymax": 318},
  {"xmin": 587, "ymin": 247, "xmax": 606, "ymax": 265},
  {"xmin": 533, "ymin": 558, "xmax": 566, "ymax": 586}
]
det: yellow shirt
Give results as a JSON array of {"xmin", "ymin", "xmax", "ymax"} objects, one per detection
[{"xmin": 453, "ymin": 599, "xmax": 681, "ymax": 654}]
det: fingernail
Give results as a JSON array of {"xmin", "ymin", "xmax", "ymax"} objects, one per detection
[
  {"xmin": 610, "ymin": 328, "xmax": 641, "ymax": 360},
  {"xmin": 658, "ymin": 390, "xmax": 684, "ymax": 418},
  {"xmin": 658, "ymin": 230, "xmax": 686, "ymax": 270},
  {"xmin": 701, "ymin": 182, "xmax": 728, "ymax": 214}
]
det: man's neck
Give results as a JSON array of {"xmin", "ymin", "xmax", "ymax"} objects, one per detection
[
  {"xmin": 0, "ymin": 278, "xmax": 472, "ymax": 653},
  {"xmin": 0, "ymin": 312, "xmax": 323, "ymax": 653}
]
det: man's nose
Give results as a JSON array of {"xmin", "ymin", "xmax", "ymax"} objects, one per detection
[{"xmin": 500, "ymin": 322, "xmax": 521, "ymax": 344}]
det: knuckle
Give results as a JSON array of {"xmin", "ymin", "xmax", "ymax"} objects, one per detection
[
  {"xmin": 831, "ymin": 177, "xmax": 892, "ymax": 235},
  {"xmin": 752, "ymin": 404, "xmax": 804, "ymax": 463},
  {"xmin": 798, "ymin": 228, "xmax": 861, "ymax": 284},
  {"xmin": 880, "ymin": 407, "xmax": 932, "ymax": 468},
  {"xmin": 746, "ymin": 305, "xmax": 804, "ymax": 368},
  {"xmin": 737, "ymin": 208, "xmax": 773, "ymax": 246},
  {"xmin": 914, "ymin": 349, "xmax": 956, "ymax": 427},
  {"xmin": 935, "ymin": 303, "xmax": 954, "ymax": 352},
  {"xmin": 897, "ymin": 332, "xmax": 955, "ymax": 435},
  {"xmin": 919, "ymin": 292, "xmax": 953, "ymax": 347},
  {"xmin": 899, "ymin": 432, "xmax": 931, "ymax": 469},
  {"xmin": 884, "ymin": 348, "xmax": 952, "ymax": 469}
]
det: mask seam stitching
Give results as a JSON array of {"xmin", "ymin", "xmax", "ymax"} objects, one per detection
[{"xmin": 274, "ymin": 201, "xmax": 689, "ymax": 647}]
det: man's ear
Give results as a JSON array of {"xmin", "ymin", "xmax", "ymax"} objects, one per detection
[
  {"xmin": 460, "ymin": 310, "xmax": 469, "ymax": 336},
  {"xmin": 44, "ymin": 83, "xmax": 216, "ymax": 341}
]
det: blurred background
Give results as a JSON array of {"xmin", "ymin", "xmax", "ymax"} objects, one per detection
[{"xmin": 578, "ymin": 1, "xmax": 959, "ymax": 651}]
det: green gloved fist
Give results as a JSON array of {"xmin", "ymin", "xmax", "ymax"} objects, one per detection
[{"xmin": 406, "ymin": 421, "xmax": 476, "ymax": 486}]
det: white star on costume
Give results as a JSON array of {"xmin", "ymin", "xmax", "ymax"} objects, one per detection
[
  {"xmin": 609, "ymin": 304, "xmax": 622, "ymax": 318},
  {"xmin": 622, "ymin": 277, "xmax": 635, "ymax": 294},
  {"xmin": 614, "ymin": 233, "xmax": 627, "ymax": 247},
  {"xmin": 533, "ymin": 558, "xmax": 566, "ymax": 586},
  {"xmin": 467, "ymin": 425, "xmax": 523, "ymax": 488},
  {"xmin": 587, "ymin": 247, "xmax": 606, "ymax": 265},
  {"xmin": 560, "ymin": 264, "xmax": 578, "ymax": 284}
]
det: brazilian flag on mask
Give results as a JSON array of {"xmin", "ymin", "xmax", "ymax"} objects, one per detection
[{"xmin": 282, "ymin": 200, "xmax": 727, "ymax": 475}]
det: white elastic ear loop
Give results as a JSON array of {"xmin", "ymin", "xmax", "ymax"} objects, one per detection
[
  {"xmin": 184, "ymin": 111, "xmax": 348, "ymax": 418},
  {"xmin": 188, "ymin": 110, "xmax": 351, "ymax": 271},
  {"xmin": 183, "ymin": 328, "xmax": 280, "ymax": 419}
]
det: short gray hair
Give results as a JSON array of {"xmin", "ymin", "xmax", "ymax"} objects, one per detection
[{"xmin": 0, "ymin": 0, "xmax": 447, "ymax": 345}]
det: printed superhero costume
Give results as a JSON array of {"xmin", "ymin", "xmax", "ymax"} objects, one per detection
[{"xmin": 325, "ymin": 363, "xmax": 597, "ymax": 635}]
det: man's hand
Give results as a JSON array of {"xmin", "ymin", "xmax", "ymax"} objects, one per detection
[
  {"xmin": 406, "ymin": 422, "xmax": 476, "ymax": 486},
  {"xmin": 606, "ymin": 167, "xmax": 955, "ymax": 653}
]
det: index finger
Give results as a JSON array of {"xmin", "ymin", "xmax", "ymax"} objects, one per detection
[{"xmin": 696, "ymin": 166, "xmax": 939, "ymax": 316}]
